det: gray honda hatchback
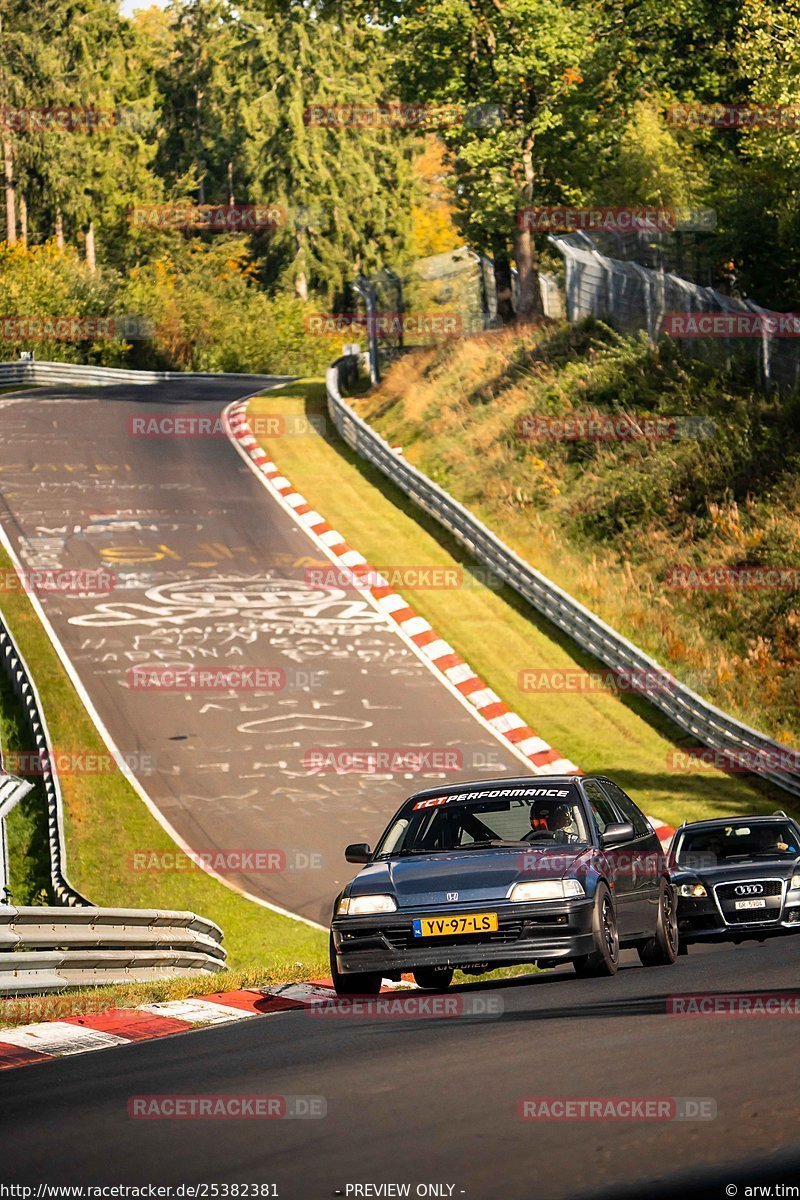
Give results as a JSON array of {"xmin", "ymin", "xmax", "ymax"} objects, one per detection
[{"xmin": 330, "ymin": 775, "xmax": 678, "ymax": 993}]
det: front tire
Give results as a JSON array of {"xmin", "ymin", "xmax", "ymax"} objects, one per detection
[
  {"xmin": 573, "ymin": 884, "xmax": 619, "ymax": 977},
  {"xmin": 413, "ymin": 967, "xmax": 454, "ymax": 991},
  {"xmin": 329, "ymin": 933, "xmax": 382, "ymax": 996},
  {"xmin": 638, "ymin": 879, "xmax": 679, "ymax": 967}
]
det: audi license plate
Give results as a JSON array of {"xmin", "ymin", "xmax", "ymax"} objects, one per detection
[
  {"xmin": 412, "ymin": 912, "xmax": 498, "ymax": 937},
  {"xmin": 734, "ymin": 898, "xmax": 767, "ymax": 910}
]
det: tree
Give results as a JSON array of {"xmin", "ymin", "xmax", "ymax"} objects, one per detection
[
  {"xmin": 408, "ymin": 137, "xmax": 462, "ymax": 260},
  {"xmin": 0, "ymin": 0, "xmax": 162, "ymax": 266},
  {"xmin": 374, "ymin": 0, "xmax": 600, "ymax": 320},
  {"xmin": 155, "ymin": 0, "xmax": 242, "ymax": 206},
  {"xmin": 232, "ymin": 0, "xmax": 415, "ymax": 303},
  {"xmin": 726, "ymin": 0, "xmax": 800, "ymax": 306}
]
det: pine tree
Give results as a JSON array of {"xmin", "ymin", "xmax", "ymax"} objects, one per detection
[{"xmin": 233, "ymin": 0, "xmax": 415, "ymax": 303}]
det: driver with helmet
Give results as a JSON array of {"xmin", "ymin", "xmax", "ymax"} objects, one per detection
[{"xmin": 526, "ymin": 799, "xmax": 578, "ymax": 843}]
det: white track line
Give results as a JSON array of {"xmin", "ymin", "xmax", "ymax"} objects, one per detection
[{"xmin": 0, "ymin": 380, "xmax": 326, "ymax": 932}]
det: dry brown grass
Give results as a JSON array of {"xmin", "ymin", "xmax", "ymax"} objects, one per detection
[{"xmin": 359, "ymin": 325, "xmax": 800, "ymax": 749}]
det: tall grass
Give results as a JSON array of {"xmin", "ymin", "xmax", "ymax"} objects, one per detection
[{"xmin": 359, "ymin": 322, "xmax": 800, "ymax": 747}]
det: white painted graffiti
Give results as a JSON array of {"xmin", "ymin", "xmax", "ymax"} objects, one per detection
[{"xmin": 68, "ymin": 574, "xmax": 385, "ymax": 629}]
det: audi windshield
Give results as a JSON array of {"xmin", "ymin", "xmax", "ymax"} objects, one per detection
[
  {"xmin": 373, "ymin": 785, "xmax": 592, "ymax": 857},
  {"xmin": 676, "ymin": 821, "xmax": 800, "ymax": 869}
]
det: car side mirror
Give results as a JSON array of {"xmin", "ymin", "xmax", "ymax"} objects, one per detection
[
  {"xmin": 345, "ymin": 842, "xmax": 372, "ymax": 864},
  {"xmin": 600, "ymin": 822, "xmax": 635, "ymax": 848}
]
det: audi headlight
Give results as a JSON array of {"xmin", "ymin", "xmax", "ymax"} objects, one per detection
[
  {"xmin": 789, "ymin": 874, "xmax": 800, "ymax": 892},
  {"xmin": 509, "ymin": 879, "xmax": 585, "ymax": 902},
  {"xmin": 336, "ymin": 894, "xmax": 397, "ymax": 916},
  {"xmin": 678, "ymin": 881, "xmax": 707, "ymax": 898}
]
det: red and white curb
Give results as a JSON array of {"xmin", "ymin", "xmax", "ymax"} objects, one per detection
[
  {"xmin": 649, "ymin": 817, "xmax": 676, "ymax": 848},
  {"xmin": 224, "ymin": 400, "xmax": 579, "ymax": 778},
  {"xmin": 223, "ymin": 400, "xmax": 677, "ymax": 849},
  {"xmin": 0, "ymin": 979, "xmax": 374, "ymax": 1071}
]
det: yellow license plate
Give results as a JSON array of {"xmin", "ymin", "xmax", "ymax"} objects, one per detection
[{"xmin": 412, "ymin": 912, "xmax": 498, "ymax": 938}]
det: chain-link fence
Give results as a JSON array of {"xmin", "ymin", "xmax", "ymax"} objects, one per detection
[
  {"xmin": 356, "ymin": 247, "xmax": 561, "ymax": 381},
  {"xmin": 552, "ymin": 232, "xmax": 800, "ymax": 394},
  {"xmin": 560, "ymin": 226, "xmax": 720, "ymax": 286}
]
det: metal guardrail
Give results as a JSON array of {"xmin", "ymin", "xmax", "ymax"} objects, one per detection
[
  {"xmin": 0, "ymin": 360, "xmax": 290, "ymax": 387},
  {"xmin": 0, "ymin": 906, "xmax": 226, "ymax": 993},
  {"xmin": 0, "ymin": 355, "xmax": 293, "ymax": 990},
  {"xmin": 0, "ymin": 606, "xmax": 230, "ymax": 992},
  {"xmin": 0, "ymin": 614, "xmax": 90, "ymax": 907},
  {"xmin": 326, "ymin": 356, "xmax": 800, "ymax": 798}
]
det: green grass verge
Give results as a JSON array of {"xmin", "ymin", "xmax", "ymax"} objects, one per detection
[
  {"xmin": 247, "ymin": 381, "xmax": 785, "ymax": 830},
  {"xmin": 0, "ymin": 962, "xmax": 330, "ymax": 1031},
  {"xmin": 0, "ymin": 545, "xmax": 327, "ymax": 974},
  {"xmin": 0, "ymin": 961, "xmax": 539, "ymax": 1030}
]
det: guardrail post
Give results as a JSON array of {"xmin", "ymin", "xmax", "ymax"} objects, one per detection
[
  {"xmin": 0, "ymin": 774, "xmax": 33, "ymax": 899},
  {"xmin": 353, "ymin": 278, "xmax": 380, "ymax": 384}
]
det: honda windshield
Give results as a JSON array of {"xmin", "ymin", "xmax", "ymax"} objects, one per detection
[{"xmin": 374, "ymin": 785, "xmax": 591, "ymax": 858}]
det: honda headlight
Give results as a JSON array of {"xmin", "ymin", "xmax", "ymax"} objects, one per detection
[
  {"xmin": 336, "ymin": 894, "xmax": 397, "ymax": 916},
  {"xmin": 678, "ymin": 881, "xmax": 707, "ymax": 898},
  {"xmin": 509, "ymin": 879, "xmax": 585, "ymax": 902}
]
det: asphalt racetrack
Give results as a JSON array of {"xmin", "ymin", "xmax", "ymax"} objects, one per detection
[
  {"xmin": 3, "ymin": 938, "xmax": 800, "ymax": 1199},
  {"xmin": 0, "ymin": 379, "xmax": 529, "ymax": 923},
  {"xmin": 2, "ymin": 380, "xmax": 799, "ymax": 1200}
]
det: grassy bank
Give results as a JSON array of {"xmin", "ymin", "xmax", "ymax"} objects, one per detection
[
  {"xmin": 357, "ymin": 324, "xmax": 800, "ymax": 749},
  {"xmin": 0, "ymin": 547, "xmax": 327, "ymax": 973},
  {"xmin": 0, "ymin": 962, "xmax": 330, "ymax": 1032},
  {"xmin": 247, "ymin": 382, "xmax": 779, "ymax": 831}
]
